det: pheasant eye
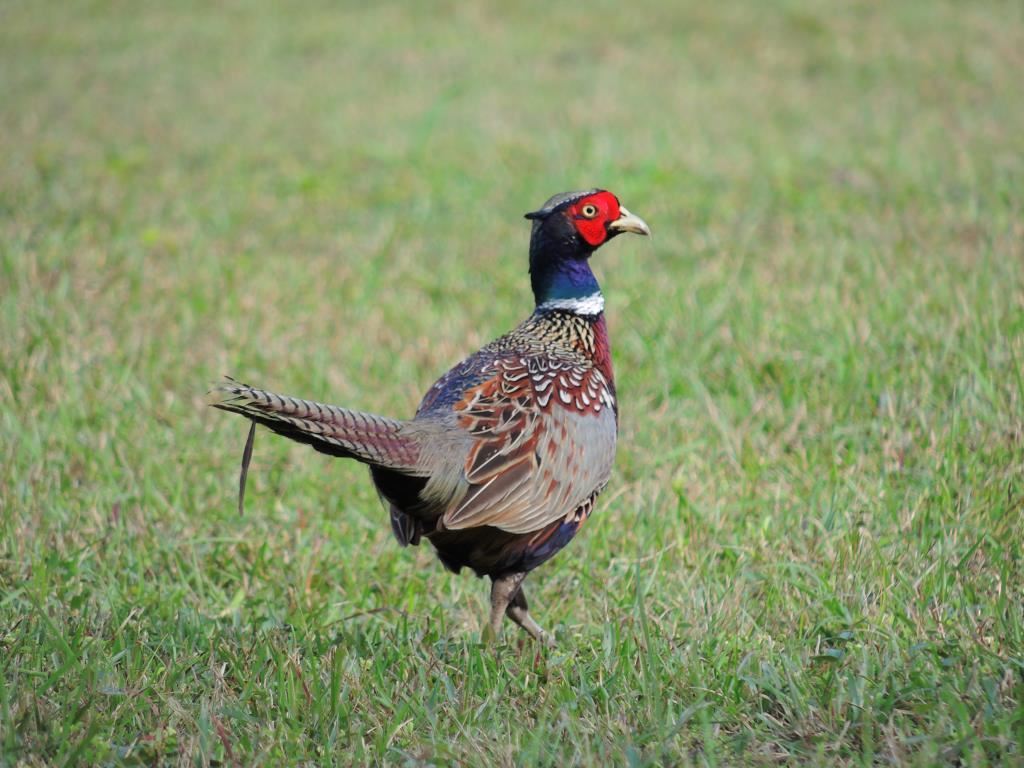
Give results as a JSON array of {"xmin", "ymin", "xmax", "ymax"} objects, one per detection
[{"xmin": 580, "ymin": 204, "xmax": 599, "ymax": 218}]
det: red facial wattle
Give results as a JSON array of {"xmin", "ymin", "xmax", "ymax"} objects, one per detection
[{"xmin": 568, "ymin": 191, "xmax": 621, "ymax": 247}]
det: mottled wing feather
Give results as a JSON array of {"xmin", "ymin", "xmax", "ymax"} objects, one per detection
[{"xmin": 441, "ymin": 357, "xmax": 616, "ymax": 535}]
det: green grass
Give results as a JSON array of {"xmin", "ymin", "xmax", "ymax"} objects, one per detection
[{"xmin": 2, "ymin": 0, "xmax": 1023, "ymax": 764}]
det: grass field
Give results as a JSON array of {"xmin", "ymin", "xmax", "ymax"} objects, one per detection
[{"xmin": 2, "ymin": 1, "xmax": 1023, "ymax": 765}]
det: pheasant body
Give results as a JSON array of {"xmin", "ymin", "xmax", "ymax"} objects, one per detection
[
  {"xmin": 209, "ymin": 189, "xmax": 649, "ymax": 644},
  {"xmin": 388, "ymin": 308, "xmax": 618, "ymax": 574}
]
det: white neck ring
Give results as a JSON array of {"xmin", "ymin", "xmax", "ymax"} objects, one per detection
[{"xmin": 538, "ymin": 292, "xmax": 605, "ymax": 316}]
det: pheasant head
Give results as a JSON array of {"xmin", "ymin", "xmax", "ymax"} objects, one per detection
[{"xmin": 525, "ymin": 189, "xmax": 649, "ymax": 313}]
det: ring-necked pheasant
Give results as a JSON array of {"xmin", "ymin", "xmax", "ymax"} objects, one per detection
[{"xmin": 208, "ymin": 189, "xmax": 650, "ymax": 644}]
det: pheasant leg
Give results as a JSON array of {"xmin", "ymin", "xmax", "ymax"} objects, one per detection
[
  {"xmin": 484, "ymin": 572, "xmax": 526, "ymax": 643},
  {"xmin": 506, "ymin": 586, "xmax": 555, "ymax": 647}
]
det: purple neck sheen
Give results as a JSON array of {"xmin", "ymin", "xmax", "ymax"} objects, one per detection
[{"xmin": 531, "ymin": 254, "xmax": 601, "ymax": 306}]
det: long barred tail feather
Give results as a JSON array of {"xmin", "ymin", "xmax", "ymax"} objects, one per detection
[
  {"xmin": 207, "ymin": 377, "xmax": 423, "ymax": 474},
  {"xmin": 237, "ymin": 420, "xmax": 256, "ymax": 516}
]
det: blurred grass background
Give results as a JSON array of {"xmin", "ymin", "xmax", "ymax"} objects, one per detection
[{"xmin": 2, "ymin": 0, "xmax": 1022, "ymax": 765}]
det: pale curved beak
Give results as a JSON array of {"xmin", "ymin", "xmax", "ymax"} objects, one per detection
[{"xmin": 607, "ymin": 206, "xmax": 651, "ymax": 237}]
